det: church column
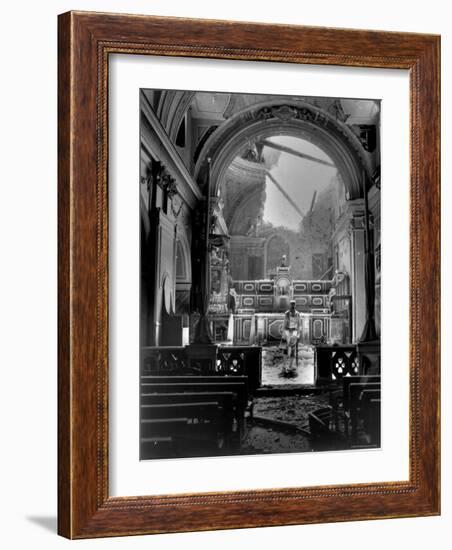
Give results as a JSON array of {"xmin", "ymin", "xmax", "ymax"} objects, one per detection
[
  {"xmin": 368, "ymin": 184, "xmax": 381, "ymax": 338},
  {"xmin": 332, "ymin": 199, "xmax": 367, "ymax": 343},
  {"xmin": 191, "ymin": 157, "xmax": 214, "ymax": 344},
  {"xmin": 350, "ymin": 209, "xmax": 367, "ymax": 342},
  {"xmin": 359, "ymin": 172, "xmax": 377, "ymax": 342}
]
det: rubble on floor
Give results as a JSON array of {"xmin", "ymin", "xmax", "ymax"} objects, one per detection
[{"xmin": 252, "ymin": 393, "xmax": 330, "ymax": 432}]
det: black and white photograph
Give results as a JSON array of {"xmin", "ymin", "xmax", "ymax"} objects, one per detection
[{"xmin": 139, "ymin": 89, "xmax": 381, "ymax": 460}]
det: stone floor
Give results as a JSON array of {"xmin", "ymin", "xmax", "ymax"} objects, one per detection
[
  {"xmin": 239, "ymin": 423, "xmax": 312, "ymax": 455},
  {"xmin": 261, "ymin": 344, "xmax": 315, "ymax": 386}
]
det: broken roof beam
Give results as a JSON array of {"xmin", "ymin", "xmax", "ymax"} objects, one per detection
[
  {"xmin": 261, "ymin": 138, "xmax": 335, "ymax": 168},
  {"xmin": 266, "ymin": 171, "xmax": 304, "ymax": 220}
]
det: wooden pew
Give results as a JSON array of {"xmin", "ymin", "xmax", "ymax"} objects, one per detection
[
  {"xmin": 139, "ymin": 377, "xmax": 248, "ymax": 456},
  {"xmin": 346, "ymin": 385, "xmax": 381, "ymax": 445},
  {"xmin": 141, "ymin": 403, "xmax": 221, "ymax": 436},
  {"xmin": 140, "ymin": 435, "xmax": 176, "ymax": 458},
  {"xmin": 141, "ymin": 391, "xmax": 235, "ymax": 426},
  {"xmin": 141, "ymin": 401, "xmax": 222, "ymax": 419},
  {"xmin": 308, "ymin": 406, "xmax": 333, "ymax": 437},
  {"xmin": 140, "ymin": 401, "xmax": 229, "ymax": 459},
  {"xmin": 140, "ymin": 413, "xmax": 223, "ymax": 459},
  {"xmin": 141, "ymin": 375, "xmax": 249, "ymax": 394},
  {"xmin": 329, "ymin": 376, "xmax": 380, "ymax": 443},
  {"xmin": 140, "ymin": 381, "xmax": 248, "ymax": 411},
  {"xmin": 360, "ymin": 388, "xmax": 381, "ymax": 405},
  {"xmin": 141, "ymin": 391, "xmax": 235, "ymax": 408},
  {"xmin": 142, "ymin": 383, "xmax": 247, "ymax": 441},
  {"xmin": 360, "ymin": 391, "xmax": 381, "ymax": 445},
  {"xmin": 342, "ymin": 375, "xmax": 380, "ymax": 411},
  {"xmin": 141, "ymin": 398, "xmax": 234, "ymax": 439}
]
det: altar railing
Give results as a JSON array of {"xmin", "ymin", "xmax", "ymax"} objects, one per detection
[{"xmin": 141, "ymin": 344, "xmax": 262, "ymax": 392}]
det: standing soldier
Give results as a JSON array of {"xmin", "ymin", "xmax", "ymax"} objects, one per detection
[{"xmin": 283, "ymin": 299, "xmax": 301, "ymax": 373}]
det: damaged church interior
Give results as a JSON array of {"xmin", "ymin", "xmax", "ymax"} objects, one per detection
[{"xmin": 139, "ymin": 89, "xmax": 381, "ymax": 460}]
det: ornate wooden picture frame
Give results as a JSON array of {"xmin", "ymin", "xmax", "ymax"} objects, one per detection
[{"xmin": 58, "ymin": 11, "xmax": 440, "ymax": 538}]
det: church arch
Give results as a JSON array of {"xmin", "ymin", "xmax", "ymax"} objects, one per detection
[
  {"xmin": 194, "ymin": 99, "xmax": 374, "ymax": 200},
  {"xmin": 175, "ymin": 232, "xmax": 192, "ymax": 284}
]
